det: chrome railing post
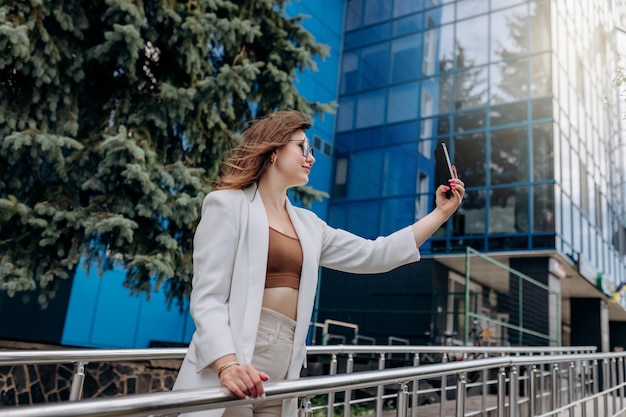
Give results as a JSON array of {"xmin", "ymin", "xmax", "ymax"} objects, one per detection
[
  {"xmin": 581, "ymin": 360, "xmax": 588, "ymax": 417},
  {"xmin": 69, "ymin": 362, "xmax": 86, "ymax": 401},
  {"xmin": 529, "ymin": 365, "xmax": 536, "ymax": 417},
  {"xmin": 551, "ymin": 363, "xmax": 559, "ymax": 411},
  {"xmin": 568, "ymin": 361, "xmax": 575, "ymax": 417},
  {"xmin": 411, "ymin": 353, "xmax": 419, "ymax": 417},
  {"xmin": 440, "ymin": 353, "xmax": 448, "ymax": 417},
  {"xmin": 497, "ymin": 366, "xmax": 507, "ymax": 417},
  {"xmin": 455, "ymin": 373, "xmax": 466, "ymax": 417},
  {"xmin": 397, "ymin": 382, "xmax": 409, "ymax": 417},
  {"xmin": 619, "ymin": 356, "xmax": 625, "ymax": 410},
  {"xmin": 376, "ymin": 352, "xmax": 385, "ymax": 417},
  {"xmin": 509, "ymin": 365, "xmax": 519, "ymax": 417},
  {"xmin": 611, "ymin": 357, "xmax": 617, "ymax": 414},
  {"xmin": 326, "ymin": 353, "xmax": 338, "ymax": 417},
  {"xmin": 298, "ymin": 396, "xmax": 312, "ymax": 417},
  {"xmin": 592, "ymin": 359, "xmax": 599, "ymax": 416},
  {"xmin": 343, "ymin": 353, "xmax": 354, "ymax": 417}
]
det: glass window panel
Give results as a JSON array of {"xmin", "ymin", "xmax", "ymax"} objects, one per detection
[
  {"xmin": 336, "ymin": 97, "xmax": 355, "ymax": 132},
  {"xmin": 346, "ymin": 0, "xmax": 363, "ymax": 31},
  {"xmin": 533, "ymin": 184, "xmax": 555, "ymax": 232},
  {"xmin": 456, "ymin": 0, "xmax": 488, "ymax": 20},
  {"xmin": 393, "ymin": 13, "xmax": 423, "ymax": 37},
  {"xmin": 490, "ymin": 59, "xmax": 528, "ymax": 104},
  {"xmin": 454, "ymin": 109, "xmax": 486, "ymax": 132},
  {"xmin": 387, "ymin": 122, "xmax": 419, "ymax": 144},
  {"xmin": 491, "ymin": 0, "xmax": 526, "ymax": 11},
  {"xmin": 532, "ymin": 123, "xmax": 553, "ymax": 180},
  {"xmin": 382, "ymin": 143, "xmax": 418, "ymax": 197},
  {"xmin": 436, "ymin": 24, "xmax": 455, "ymax": 72},
  {"xmin": 340, "ymin": 51, "xmax": 359, "ymax": 94},
  {"xmin": 334, "ymin": 132, "xmax": 352, "ymax": 154},
  {"xmin": 490, "ymin": 101, "xmax": 527, "ymax": 126},
  {"xmin": 418, "ymin": 135, "xmax": 433, "ymax": 158},
  {"xmin": 531, "ymin": 97, "xmax": 552, "ymax": 120},
  {"xmin": 489, "ymin": 186, "xmax": 529, "ymax": 233},
  {"xmin": 436, "ymin": 75, "xmax": 453, "ymax": 113},
  {"xmin": 561, "ymin": 193, "xmax": 572, "ymax": 246},
  {"xmin": 360, "ymin": 43, "xmax": 389, "ymax": 90},
  {"xmin": 488, "ymin": 236, "xmax": 528, "ymax": 250},
  {"xmin": 347, "ymin": 150, "xmax": 382, "ymax": 199},
  {"xmin": 381, "ymin": 197, "xmax": 415, "ymax": 236},
  {"xmin": 329, "ymin": 201, "xmax": 380, "ymax": 238},
  {"xmin": 387, "ymin": 83, "xmax": 420, "ymax": 123},
  {"xmin": 424, "ymin": 4, "xmax": 455, "ymax": 26},
  {"xmin": 353, "ymin": 127, "xmax": 384, "ymax": 150},
  {"xmin": 344, "ymin": 24, "xmax": 392, "ymax": 50},
  {"xmin": 454, "ymin": 132, "xmax": 486, "ymax": 187},
  {"xmin": 490, "ymin": 4, "xmax": 528, "ymax": 62},
  {"xmin": 490, "ymin": 126, "xmax": 528, "ymax": 184},
  {"xmin": 422, "ymin": 28, "xmax": 437, "ymax": 76},
  {"xmin": 391, "ymin": 34, "xmax": 422, "ymax": 83},
  {"xmin": 393, "ymin": 0, "xmax": 423, "ymax": 17},
  {"xmin": 355, "ymin": 90, "xmax": 386, "ymax": 128},
  {"xmin": 530, "ymin": 53, "xmax": 551, "ymax": 97},
  {"xmin": 454, "ymin": 66, "xmax": 488, "ymax": 110},
  {"xmin": 455, "ymin": 15, "xmax": 489, "ymax": 68},
  {"xmin": 364, "ymin": 0, "xmax": 391, "ymax": 25},
  {"xmin": 529, "ymin": 0, "xmax": 551, "ymax": 52},
  {"xmin": 459, "ymin": 189, "xmax": 486, "ymax": 235}
]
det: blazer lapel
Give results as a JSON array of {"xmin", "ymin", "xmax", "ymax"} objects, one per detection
[
  {"xmin": 285, "ymin": 199, "xmax": 318, "ymax": 346},
  {"xmin": 240, "ymin": 185, "xmax": 269, "ymax": 359}
]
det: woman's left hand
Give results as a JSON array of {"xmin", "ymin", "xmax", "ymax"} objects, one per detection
[{"xmin": 435, "ymin": 165, "xmax": 465, "ymax": 217}]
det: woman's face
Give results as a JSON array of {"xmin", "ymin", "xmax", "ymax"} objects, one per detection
[{"xmin": 274, "ymin": 130, "xmax": 316, "ymax": 187}]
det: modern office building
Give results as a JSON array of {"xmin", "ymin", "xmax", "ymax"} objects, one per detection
[
  {"xmin": 315, "ymin": 0, "xmax": 626, "ymax": 352},
  {"xmin": 2, "ymin": 0, "xmax": 625, "ymax": 352}
]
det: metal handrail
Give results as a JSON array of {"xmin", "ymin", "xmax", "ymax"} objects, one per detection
[
  {"xmin": 1, "ymin": 351, "xmax": 625, "ymax": 417},
  {"xmin": 0, "ymin": 345, "xmax": 597, "ymax": 366},
  {"xmin": 0, "ymin": 356, "xmax": 511, "ymax": 417}
]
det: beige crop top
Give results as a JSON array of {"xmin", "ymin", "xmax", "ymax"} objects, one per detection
[{"xmin": 265, "ymin": 227, "xmax": 303, "ymax": 289}]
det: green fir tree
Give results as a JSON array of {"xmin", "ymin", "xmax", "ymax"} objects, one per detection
[{"xmin": 0, "ymin": 0, "xmax": 331, "ymax": 309}]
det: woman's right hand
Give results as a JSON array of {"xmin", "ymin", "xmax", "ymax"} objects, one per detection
[{"xmin": 219, "ymin": 363, "xmax": 269, "ymax": 400}]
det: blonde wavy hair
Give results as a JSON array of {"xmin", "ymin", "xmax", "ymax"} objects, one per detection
[{"xmin": 215, "ymin": 110, "xmax": 311, "ymax": 190}]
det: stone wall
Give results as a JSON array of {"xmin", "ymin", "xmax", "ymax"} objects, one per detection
[{"xmin": 0, "ymin": 340, "xmax": 182, "ymax": 407}]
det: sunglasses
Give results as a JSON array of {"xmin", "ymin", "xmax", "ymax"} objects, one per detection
[{"xmin": 289, "ymin": 137, "xmax": 314, "ymax": 157}]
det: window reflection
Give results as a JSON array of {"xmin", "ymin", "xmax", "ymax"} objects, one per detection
[
  {"xmin": 437, "ymin": 24, "xmax": 455, "ymax": 72},
  {"xmin": 346, "ymin": 0, "xmax": 362, "ymax": 31},
  {"xmin": 455, "ymin": 15, "xmax": 488, "ymax": 67},
  {"xmin": 454, "ymin": 133, "xmax": 486, "ymax": 187},
  {"xmin": 532, "ymin": 123, "xmax": 553, "ymax": 180},
  {"xmin": 489, "ymin": 186, "xmax": 529, "ymax": 233},
  {"xmin": 381, "ymin": 197, "xmax": 415, "ymax": 236},
  {"xmin": 456, "ymin": 0, "xmax": 488, "ymax": 20},
  {"xmin": 363, "ymin": 0, "xmax": 391, "ymax": 25},
  {"xmin": 388, "ymin": 83, "xmax": 419, "ymax": 123},
  {"xmin": 491, "ymin": 126, "xmax": 528, "ymax": 184},
  {"xmin": 340, "ymin": 52, "xmax": 359, "ymax": 94},
  {"xmin": 337, "ymin": 97, "xmax": 355, "ymax": 132},
  {"xmin": 457, "ymin": 189, "xmax": 486, "ymax": 235},
  {"xmin": 454, "ymin": 66, "xmax": 487, "ymax": 110},
  {"xmin": 360, "ymin": 43, "xmax": 389, "ymax": 89},
  {"xmin": 529, "ymin": 1, "xmax": 551, "ymax": 52},
  {"xmin": 490, "ymin": 59, "xmax": 528, "ymax": 104},
  {"xmin": 347, "ymin": 150, "xmax": 382, "ymax": 199},
  {"xmin": 391, "ymin": 34, "xmax": 422, "ymax": 83},
  {"xmin": 533, "ymin": 184, "xmax": 555, "ymax": 232},
  {"xmin": 356, "ymin": 90, "xmax": 385, "ymax": 128},
  {"xmin": 382, "ymin": 144, "xmax": 418, "ymax": 197},
  {"xmin": 393, "ymin": 0, "xmax": 423, "ymax": 18},
  {"xmin": 490, "ymin": 101, "xmax": 527, "ymax": 126},
  {"xmin": 530, "ymin": 53, "xmax": 551, "ymax": 97},
  {"xmin": 490, "ymin": 4, "xmax": 528, "ymax": 62}
]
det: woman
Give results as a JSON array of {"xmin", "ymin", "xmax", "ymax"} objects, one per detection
[{"xmin": 172, "ymin": 110, "xmax": 465, "ymax": 417}]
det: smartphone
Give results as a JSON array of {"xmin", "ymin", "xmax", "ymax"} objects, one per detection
[{"xmin": 434, "ymin": 142, "xmax": 454, "ymax": 199}]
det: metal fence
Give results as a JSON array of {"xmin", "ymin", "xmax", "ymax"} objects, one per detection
[{"xmin": 3, "ymin": 345, "xmax": 620, "ymax": 417}]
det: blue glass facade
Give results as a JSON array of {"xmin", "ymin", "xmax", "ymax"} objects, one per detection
[{"xmin": 318, "ymin": 0, "xmax": 626, "ymax": 347}]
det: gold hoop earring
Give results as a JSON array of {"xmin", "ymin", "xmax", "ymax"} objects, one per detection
[{"xmin": 271, "ymin": 156, "xmax": 277, "ymax": 164}]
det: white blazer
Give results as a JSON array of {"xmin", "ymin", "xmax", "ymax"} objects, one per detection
[{"xmin": 173, "ymin": 185, "xmax": 420, "ymax": 417}]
